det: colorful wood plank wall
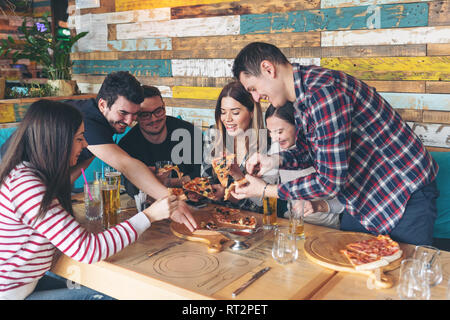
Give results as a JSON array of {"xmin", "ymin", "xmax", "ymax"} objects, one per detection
[
  {"xmin": 66, "ymin": 0, "xmax": 450, "ymax": 149},
  {"xmin": 2, "ymin": 0, "xmax": 450, "ymax": 151}
]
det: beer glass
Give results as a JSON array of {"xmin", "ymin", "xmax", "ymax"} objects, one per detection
[
  {"xmin": 288, "ymin": 200, "xmax": 305, "ymax": 240},
  {"xmin": 104, "ymin": 169, "xmax": 121, "ymax": 214},
  {"xmin": 100, "ymin": 178, "xmax": 119, "ymax": 229},
  {"xmin": 272, "ymin": 226, "xmax": 298, "ymax": 264},
  {"xmin": 84, "ymin": 182, "xmax": 102, "ymax": 221},
  {"xmin": 263, "ymin": 197, "xmax": 277, "ymax": 230}
]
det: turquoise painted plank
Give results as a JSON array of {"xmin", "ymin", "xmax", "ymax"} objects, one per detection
[
  {"xmin": 240, "ymin": 2, "xmax": 428, "ymax": 34},
  {"xmin": 380, "ymin": 93, "xmax": 450, "ymax": 112},
  {"xmin": 107, "ymin": 38, "xmax": 172, "ymax": 52},
  {"xmin": 72, "ymin": 59, "xmax": 172, "ymax": 77}
]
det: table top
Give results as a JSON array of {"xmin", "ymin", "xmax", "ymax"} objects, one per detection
[{"xmin": 51, "ymin": 194, "xmax": 450, "ymax": 300}]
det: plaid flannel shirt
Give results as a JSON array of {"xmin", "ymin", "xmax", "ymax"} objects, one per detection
[{"xmin": 278, "ymin": 64, "xmax": 438, "ymax": 234}]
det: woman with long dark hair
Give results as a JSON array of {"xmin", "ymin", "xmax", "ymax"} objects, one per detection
[
  {"xmin": 203, "ymin": 81, "xmax": 266, "ymax": 212},
  {"xmin": 0, "ymin": 100, "xmax": 177, "ymax": 300}
]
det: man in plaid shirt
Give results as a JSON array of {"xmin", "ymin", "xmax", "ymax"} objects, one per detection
[{"xmin": 231, "ymin": 42, "xmax": 439, "ymax": 245}]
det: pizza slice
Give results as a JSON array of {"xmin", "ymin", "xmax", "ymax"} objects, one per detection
[
  {"xmin": 212, "ymin": 207, "xmax": 256, "ymax": 229},
  {"xmin": 224, "ymin": 177, "xmax": 248, "ymax": 201},
  {"xmin": 168, "ymin": 187, "xmax": 187, "ymax": 201},
  {"xmin": 340, "ymin": 249, "xmax": 389, "ymax": 271},
  {"xmin": 341, "ymin": 235, "xmax": 402, "ymax": 270},
  {"xmin": 212, "ymin": 154, "xmax": 236, "ymax": 187},
  {"xmin": 345, "ymin": 235, "xmax": 402, "ymax": 263},
  {"xmin": 182, "ymin": 177, "xmax": 215, "ymax": 200}
]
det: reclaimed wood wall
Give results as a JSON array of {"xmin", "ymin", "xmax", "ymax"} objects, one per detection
[{"xmin": 1, "ymin": 0, "xmax": 450, "ymax": 151}]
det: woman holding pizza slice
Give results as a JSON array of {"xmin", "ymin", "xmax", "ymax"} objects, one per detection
[{"xmin": 201, "ymin": 81, "xmax": 266, "ymax": 213}]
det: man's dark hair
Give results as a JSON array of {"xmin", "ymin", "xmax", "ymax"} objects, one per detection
[
  {"xmin": 96, "ymin": 71, "xmax": 144, "ymax": 108},
  {"xmin": 142, "ymin": 85, "xmax": 162, "ymax": 99},
  {"xmin": 232, "ymin": 42, "xmax": 290, "ymax": 79}
]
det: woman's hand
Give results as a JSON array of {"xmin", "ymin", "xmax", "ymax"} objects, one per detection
[
  {"xmin": 143, "ymin": 195, "xmax": 178, "ymax": 223},
  {"xmin": 211, "ymin": 184, "xmax": 225, "ymax": 201}
]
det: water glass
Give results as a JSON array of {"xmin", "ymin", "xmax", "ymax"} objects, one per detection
[
  {"xmin": 413, "ymin": 245, "xmax": 443, "ymax": 287},
  {"xmin": 272, "ymin": 226, "xmax": 298, "ymax": 265},
  {"xmin": 397, "ymin": 258, "xmax": 430, "ymax": 300},
  {"xmin": 288, "ymin": 200, "xmax": 305, "ymax": 240},
  {"xmin": 84, "ymin": 182, "xmax": 102, "ymax": 221}
]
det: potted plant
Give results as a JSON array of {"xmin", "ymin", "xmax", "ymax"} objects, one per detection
[{"xmin": 0, "ymin": 11, "xmax": 88, "ymax": 96}]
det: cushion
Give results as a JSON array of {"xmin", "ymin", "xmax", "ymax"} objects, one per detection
[{"xmin": 431, "ymin": 152, "xmax": 450, "ymax": 239}]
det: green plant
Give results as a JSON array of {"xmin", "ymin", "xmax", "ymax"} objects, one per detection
[{"xmin": 0, "ymin": 12, "xmax": 87, "ymax": 80}]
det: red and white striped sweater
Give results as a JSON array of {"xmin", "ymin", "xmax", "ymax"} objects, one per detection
[{"xmin": 0, "ymin": 162, "xmax": 150, "ymax": 299}]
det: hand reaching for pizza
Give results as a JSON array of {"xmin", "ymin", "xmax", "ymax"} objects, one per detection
[
  {"xmin": 231, "ymin": 174, "xmax": 267, "ymax": 199},
  {"xmin": 211, "ymin": 184, "xmax": 225, "ymax": 201},
  {"xmin": 170, "ymin": 200, "xmax": 198, "ymax": 232},
  {"xmin": 143, "ymin": 195, "xmax": 178, "ymax": 223},
  {"xmin": 245, "ymin": 153, "xmax": 280, "ymax": 177},
  {"xmin": 186, "ymin": 191, "xmax": 202, "ymax": 202}
]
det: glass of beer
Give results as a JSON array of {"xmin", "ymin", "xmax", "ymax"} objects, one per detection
[
  {"xmin": 289, "ymin": 200, "xmax": 305, "ymax": 240},
  {"xmin": 263, "ymin": 197, "xmax": 278, "ymax": 230},
  {"xmin": 100, "ymin": 178, "xmax": 119, "ymax": 229}
]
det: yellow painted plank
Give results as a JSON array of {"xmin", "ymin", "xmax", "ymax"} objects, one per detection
[
  {"xmin": 321, "ymin": 57, "xmax": 450, "ymax": 81},
  {"xmin": 115, "ymin": 0, "xmax": 236, "ymax": 11},
  {"xmin": 172, "ymin": 86, "xmax": 222, "ymax": 100},
  {"xmin": 0, "ymin": 103, "xmax": 15, "ymax": 123}
]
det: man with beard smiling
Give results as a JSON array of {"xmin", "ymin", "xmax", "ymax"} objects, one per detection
[{"xmin": 119, "ymin": 85, "xmax": 202, "ymax": 198}]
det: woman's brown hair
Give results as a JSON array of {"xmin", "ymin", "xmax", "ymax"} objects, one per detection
[{"xmin": 0, "ymin": 99, "xmax": 83, "ymax": 220}]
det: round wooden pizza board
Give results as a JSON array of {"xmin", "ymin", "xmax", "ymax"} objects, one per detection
[
  {"xmin": 304, "ymin": 231, "xmax": 404, "ymax": 289},
  {"xmin": 170, "ymin": 210, "xmax": 230, "ymax": 253}
]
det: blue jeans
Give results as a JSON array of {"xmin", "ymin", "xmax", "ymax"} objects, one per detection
[
  {"xmin": 340, "ymin": 180, "xmax": 439, "ymax": 245},
  {"xmin": 25, "ymin": 272, "xmax": 115, "ymax": 300}
]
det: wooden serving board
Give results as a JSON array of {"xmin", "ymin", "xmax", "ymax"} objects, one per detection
[
  {"xmin": 170, "ymin": 209, "xmax": 230, "ymax": 253},
  {"xmin": 304, "ymin": 231, "xmax": 404, "ymax": 289}
]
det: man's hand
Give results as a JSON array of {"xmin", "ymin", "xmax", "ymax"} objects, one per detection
[
  {"xmin": 246, "ymin": 153, "xmax": 280, "ymax": 177},
  {"xmin": 231, "ymin": 174, "xmax": 266, "ymax": 199},
  {"xmin": 170, "ymin": 200, "xmax": 197, "ymax": 232}
]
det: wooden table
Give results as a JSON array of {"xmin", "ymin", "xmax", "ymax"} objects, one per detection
[{"xmin": 51, "ymin": 195, "xmax": 450, "ymax": 300}]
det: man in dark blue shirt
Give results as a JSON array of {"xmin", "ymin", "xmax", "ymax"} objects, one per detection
[{"xmin": 119, "ymin": 85, "xmax": 202, "ymax": 197}]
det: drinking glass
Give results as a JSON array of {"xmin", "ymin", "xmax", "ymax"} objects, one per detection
[
  {"xmin": 288, "ymin": 200, "xmax": 305, "ymax": 240},
  {"xmin": 263, "ymin": 197, "xmax": 277, "ymax": 230},
  {"xmin": 84, "ymin": 182, "xmax": 102, "ymax": 221},
  {"xmin": 100, "ymin": 178, "xmax": 119, "ymax": 229},
  {"xmin": 272, "ymin": 226, "xmax": 298, "ymax": 265},
  {"xmin": 413, "ymin": 245, "xmax": 443, "ymax": 287},
  {"xmin": 397, "ymin": 258, "xmax": 430, "ymax": 300}
]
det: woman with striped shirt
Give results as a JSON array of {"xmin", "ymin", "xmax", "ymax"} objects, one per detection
[{"xmin": 0, "ymin": 100, "xmax": 178, "ymax": 300}]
